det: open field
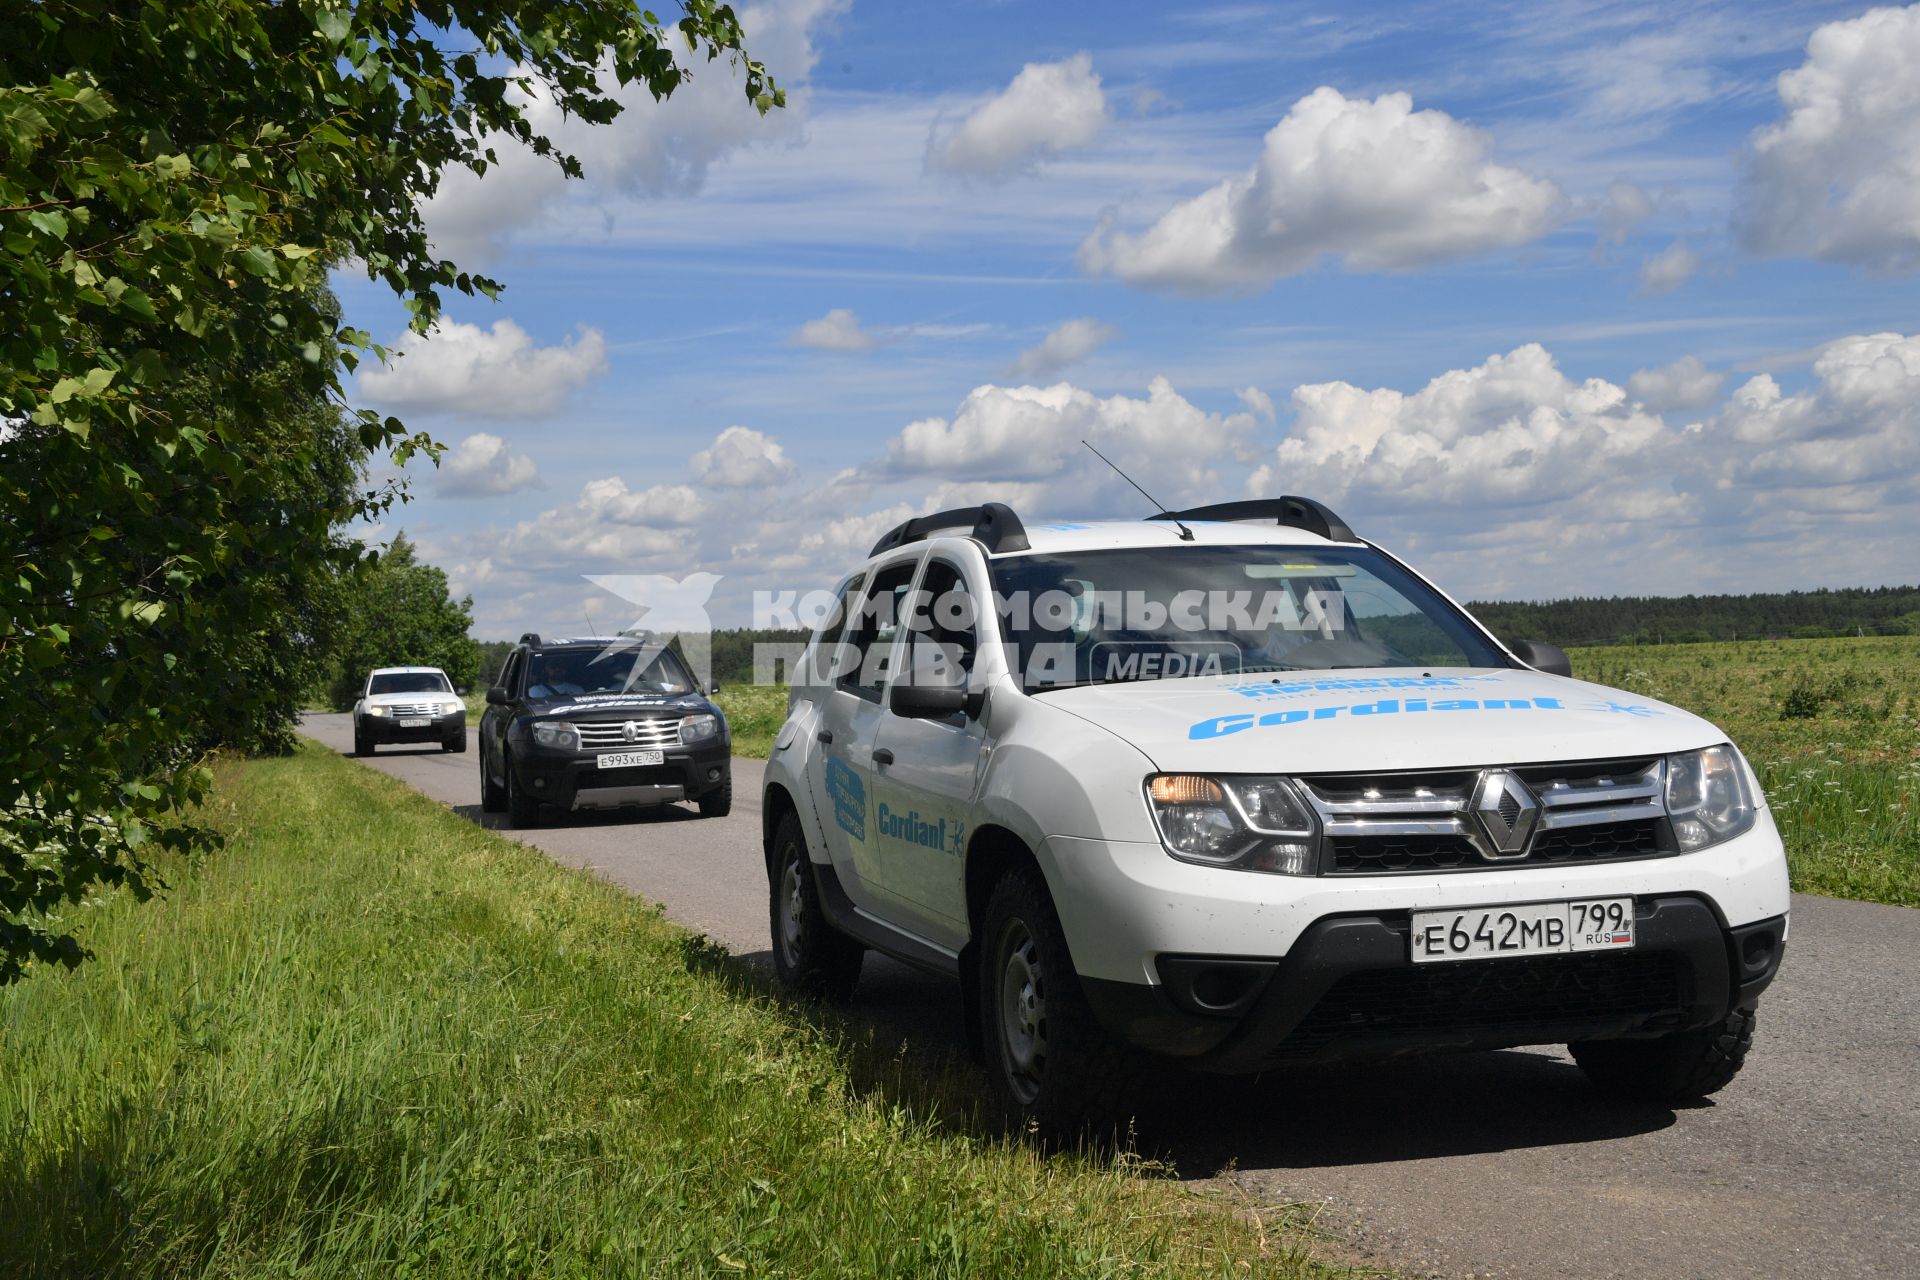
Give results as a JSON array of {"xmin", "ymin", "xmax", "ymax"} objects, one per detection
[
  {"xmin": 1573, "ymin": 635, "xmax": 1920, "ymax": 906},
  {"xmin": 0, "ymin": 744, "xmax": 1335, "ymax": 1279}
]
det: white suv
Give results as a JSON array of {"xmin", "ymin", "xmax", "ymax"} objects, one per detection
[
  {"xmin": 353, "ymin": 666, "xmax": 467, "ymax": 756},
  {"xmin": 761, "ymin": 500, "xmax": 1790, "ymax": 1130}
]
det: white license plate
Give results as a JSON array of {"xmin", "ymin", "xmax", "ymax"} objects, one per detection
[
  {"xmin": 397, "ymin": 718, "xmax": 429, "ymax": 728},
  {"xmin": 597, "ymin": 750, "xmax": 664, "ymax": 769},
  {"xmin": 1410, "ymin": 898, "xmax": 1635, "ymax": 964}
]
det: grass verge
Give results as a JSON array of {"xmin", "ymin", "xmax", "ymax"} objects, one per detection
[
  {"xmin": 1573, "ymin": 635, "xmax": 1918, "ymax": 906},
  {"xmin": 0, "ymin": 743, "xmax": 1339, "ymax": 1278}
]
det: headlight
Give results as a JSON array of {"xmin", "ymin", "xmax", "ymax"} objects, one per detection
[
  {"xmin": 366, "ymin": 706, "xmax": 388, "ymax": 717},
  {"xmin": 442, "ymin": 700, "xmax": 465, "ymax": 715},
  {"xmin": 679, "ymin": 713, "xmax": 720, "ymax": 744},
  {"xmin": 1665, "ymin": 744, "xmax": 1757, "ymax": 850},
  {"xmin": 1145, "ymin": 774, "xmax": 1317, "ymax": 875},
  {"xmin": 530, "ymin": 720, "xmax": 579, "ymax": 751}
]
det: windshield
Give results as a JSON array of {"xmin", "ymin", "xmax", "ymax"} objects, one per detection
[
  {"xmin": 989, "ymin": 544, "xmax": 1508, "ymax": 692},
  {"xmin": 368, "ymin": 672, "xmax": 452, "ymax": 695},
  {"xmin": 526, "ymin": 645, "xmax": 694, "ymax": 699}
]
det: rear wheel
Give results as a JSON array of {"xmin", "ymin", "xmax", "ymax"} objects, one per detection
[
  {"xmin": 768, "ymin": 811, "xmax": 862, "ymax": 1000},
  {"xmin": 978, "ymin": 866, "xmax": 1138, "ymax": 1135},
  {"xmin": 504, "ymin": 752, "xmax": 542, "ymax": 829},
  {"xmin": 480, "ymin": 744, "xmax": 507, "ymax": 813},
  {"xmin": 1571, "ymin": 1006, "xmax": 1758, "ymax": 1104},
  {"xmin": 697, "ymin": 765, "xmax": 733, "ymax": 818}
]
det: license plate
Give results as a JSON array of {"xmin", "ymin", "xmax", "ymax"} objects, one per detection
[
  {"xmin": 397, "ymin": 718, "xmax": 429, "ymax": 728},
  {"xmin": 597, "ymin": 750, "xmax": 664, "ymax": 769},
  {"xmin": 1410, "ymin": 898, "xmax": 1635, "ymax": 964}
]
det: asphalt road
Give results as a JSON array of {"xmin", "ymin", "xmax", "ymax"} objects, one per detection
[{"xmin": 302, "ymin": 712, "xmax": 1919, "ymax": 1279}]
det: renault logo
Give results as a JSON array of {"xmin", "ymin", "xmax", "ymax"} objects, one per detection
[
  {"xmin": 623, "ymin": 720, "xmax": 640, "ymax": 743},
  {"xmin": 1471, "ymin": 769, "xmax": 1539, "ymax": 859}
]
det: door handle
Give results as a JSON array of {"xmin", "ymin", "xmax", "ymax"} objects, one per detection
[
  {"xmin": 872, "ymin": 748, "xmax": 895, "ymax": 767},
  {"xmin": 816, "ymin": 729, "xmax": 833, "ymax": 745}
]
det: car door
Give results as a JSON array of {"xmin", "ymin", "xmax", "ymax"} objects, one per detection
[
  {"xmin": 867, "ymin": 553, "xmax": 991, "ymax": 946},
  {"xmin": 484, "ymin": 648, "xmax": 526, "ymax": 783},
  {"xmin": 805, "ymin": 556, "xmax": 919, "ymax": 910}
]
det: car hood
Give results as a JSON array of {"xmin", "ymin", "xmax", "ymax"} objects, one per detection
[
  {"xmin": 363, "ymin": 690, "xmax": 455, "ymax": 708},
  {"xmin": 1036, "ymin": 667, "xmax": 1725, "ymax": 773},
  {"xmin": 527, "ymin": 692, "xmax": 712, "ymax": 720}
]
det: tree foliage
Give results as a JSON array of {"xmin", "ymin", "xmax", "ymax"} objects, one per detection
[
  {"xmin": 1471, "ymin": 586, "xmax": 1920, "ymax": 649},
  {"xmin": 1, "ymin": 0, "xmax": 780, "ymax": 982}
]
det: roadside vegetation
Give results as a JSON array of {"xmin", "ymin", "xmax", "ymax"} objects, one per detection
[
  {"xmin": 1574, "ymin": 635, "xmax": 1919, "ymax": 906},
  {"xmin": 0, "ymin": 745, "xmax": 1336, "ymax": 1278}
]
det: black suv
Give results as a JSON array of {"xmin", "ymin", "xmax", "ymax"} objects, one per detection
[{"xmin": 478, "ymin": 632, "xmax": 732, "ymax": 827}]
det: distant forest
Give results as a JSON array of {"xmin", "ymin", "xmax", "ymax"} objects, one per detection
[{"xmin": 477, "ymin": 586, "xmax": 1920, "ymax": 687}]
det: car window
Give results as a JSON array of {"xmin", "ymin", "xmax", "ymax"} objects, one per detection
[
  {"xmin": 903, "ymin": 558, "xmax": 977, "ymax": 687},
  {"xmin": 526, "ymin": 645, "xmax": 694, "ymax": 699},
  {"xmin": 500, "ymin": 650, "xmax": 525, "ymax": 697},
  {"xmin": 839, "ymin": 561, "xmax": 917, "ymax": 702},
  {"xmin": 803, "ymin": 572, "xmax": 864, "ymax": 686},
  {"xmin": 367, "ymin": 672, "xmax": 452, "ymax": 695}
]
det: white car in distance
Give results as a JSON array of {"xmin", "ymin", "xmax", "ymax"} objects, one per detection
[{"xmin": 353, "ymin": 666, "xmax": 467, "ymax": 756}]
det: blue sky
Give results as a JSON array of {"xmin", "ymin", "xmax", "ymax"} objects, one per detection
[{"xmin": 335, "ymin": 0, "xmax": 1920, "ymax": 635}]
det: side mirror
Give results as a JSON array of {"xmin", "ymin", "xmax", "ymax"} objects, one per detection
[
  {"xmin": 455, "ymin": 686, "xmax": 470, "ymax": 697},
  {"xmin": 889, "ymin": 682, "xmax": 983, "ymax": 720},
  {"xmin": 485, "ymin": 686, "xmax": 510, "ymax": 705},
  {"xmin": 708, "ymin": 680, "xmax": 722, "ymax": 695},
  {"xmin": 1511, "ymin": 639, "xmax": 1572, "ymax": 678}
]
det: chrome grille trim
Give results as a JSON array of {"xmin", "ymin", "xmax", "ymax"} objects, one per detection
[
  {"xmin": 575, "ymin": 718, "xmax": 684, "ymax": 750},
  {"xmin": 383, "ymin": 702, "xmax": 444, "ymax": 718}
]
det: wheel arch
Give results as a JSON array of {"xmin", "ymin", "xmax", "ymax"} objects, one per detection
[
  {"xmin": 761, "ymin": 780, "xmax": 802, "ymax": 884},
  {"xmin": 958, "ymin": 823, "xmax": 1054, "ymax": 1062}
]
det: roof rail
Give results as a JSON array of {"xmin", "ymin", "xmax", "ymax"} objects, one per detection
[
  {"xmin": 868, "ymin": 501, "xmax": 1032, "ymax": 558},
  {"xmin": 1150, "ymin": 497, "xmax": 1357, "ymax": 543},
  {"xmin": 518, "ymin": 632, "xmax": 543, "ymax": 646}
]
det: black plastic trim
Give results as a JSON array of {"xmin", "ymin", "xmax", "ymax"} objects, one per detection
[
  {"xmin": 1150, "ymin": 496, "xmax": 1356, "ymax": 543},
  {"xmin": 811, "ymin": 859, "xmax": 962, "ymax": 979},
  {"xmin": 867, "ymin": 502, "xmax": 1031, "ymax": 558}
]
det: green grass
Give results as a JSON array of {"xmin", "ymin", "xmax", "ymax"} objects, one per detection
[
  {"xmin": 714, "ymin": 682, "xmax": 789, "ymax": 759},
  {"xmin": 0, "ymin": 744, "xmax": 1339, "ymax": 1279},
  {"xmin": 1571, "ymin": 635, "xmax": 1920, "ymax": 906}
]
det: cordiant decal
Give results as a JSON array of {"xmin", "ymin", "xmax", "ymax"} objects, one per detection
[{"xmin": 1188, "ymin": 695, "xmax": 1665, "ymax": 740}]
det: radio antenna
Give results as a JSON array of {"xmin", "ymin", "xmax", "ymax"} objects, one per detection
[{"xmin": 1082, "ymin": 440, "xmax": 1193, "ymax": 540}]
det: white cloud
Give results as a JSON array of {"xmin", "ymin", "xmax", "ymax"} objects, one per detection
[
  {"xmin": 1637, "ymin": 241, "xmax": 1697, "ymax": 295},
  {"xmin": 1238, "ymin": 386, "xmax": 1276, "ymax": 424},
  {"xmin": 578, "ymin": 478, "xmax": 707, "ymax": 526},
  {"xmin": 1078, "ymin": 87, "xmax": 1564, "ymax": 293},
  {"xmin": 421, "ymin": 0, "xmax": 847, "ymax": 263},
  {"xmin": 1739, "ymin": 3, "xmax": 1920, "ymax": 271},
  {"xmin": 927, "ymin": 53, "xmax": 1109, "ymax": 179},
  {"xmin": 1007, "ymin": 318, "xmax": 1117, "ymax": 378},
  {"xmin": 1595, "ymin": 178, "xmax": 1655, "ymax": 245},
  {"xmin": 691, "ymin": 425, "xmax": 798, "ymax": 488},
  {"xmin": 439, "ymin": 432, "xmax": 541, "ymax": 497},
  {"xmin": 357, "ymin": 319, "xmax": 606, "ymax": 417},
  {"xmin": 788, "ymin": 308, "xmax": 876, "ymax": 351},
  {"xmin": 1626, "ymin": 356, "xmax": 1725, "ymax": 413}
]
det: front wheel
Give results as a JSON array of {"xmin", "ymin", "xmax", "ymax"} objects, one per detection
[
  {"xmin": 443, "ymin": 729, "xmax": 467, "ymax": 753},
  {"xmin": 1571, "ymin": 1006, "xmax": 1757, "ymax": 1104},
  {"xmin": 353, "ymin": 723, "xmax": 372, "ymax": 757},
  {"xmin": 768, "ymin": 811, "xmax": 862, "ymax": 1000},
  {"xmin": 697, "ymin": 765, "xmax": 733, "ymax": 818},
  {"xmin": 504, "ymin": 752, "xmax": 542, "ymax": 829},
  {"xmin": 977, "ymin": 866, "xmax": 1138, "ymax": 1135},
  {"xmin": 480, "ymin": 744, "xmax": 507, "ymax": 813}
]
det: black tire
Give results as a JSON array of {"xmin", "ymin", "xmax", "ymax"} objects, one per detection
[
  {"xmin": 504, "ymin": 751, "xmax": 542, "ymax": 829},
  {"xmin": 697, "ymin": 765, "xmax": 733, "ymax": 818},
  {"xmin": 443, "ymin": 729, "xmax": 467, "ymax": 753},
  {"xmin": 977, "ymin": 865, "xmax": 1139, "ymax": 1135},
  {"xmin": 480, "ymin": 744, "xmax": 507, "ymax": 814},
  {"xmin": 353, "ymin": 724, "xmax": 372, "ymax": 757},
  {"xmin": 1571, "ymin": 1005, "xmax": 1758, "ymax": 1104},
  {"xmin": 768, "ymin": 811, "xmax": 862, "ymax": 1001}
]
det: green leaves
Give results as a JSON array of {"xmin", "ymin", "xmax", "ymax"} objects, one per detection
[{"xmin": 0, "ymin": 0, "xmax": 783, "ymax": 983}]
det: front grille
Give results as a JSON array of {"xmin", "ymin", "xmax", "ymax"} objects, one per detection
[
  {"xmin": 576, "ymin": 718, "xmax": 684, "ymax": 750},
  {"xmin": 1272, "ymin": 950, "xmax": 1682, "ymax": 1059},
  {"xmin": 384, "ymin": 701, "xmax": 443, "ymax": 718},
  {"xmin": 1304, "ymin": 757, "xmax": 1673, "ymax": 875}
]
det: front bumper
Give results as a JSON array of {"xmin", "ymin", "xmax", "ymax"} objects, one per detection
[
  {"xmin": 362, "ymin": 710, "xmax": 464, "ymax": 743},
  {"xmin": 508, "ymin": 738, "xmax": 731, "ymax": 812},
  {"xmin": 1081, "ymin": 896, "xmax": 1787, "ymax": 1070}
]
